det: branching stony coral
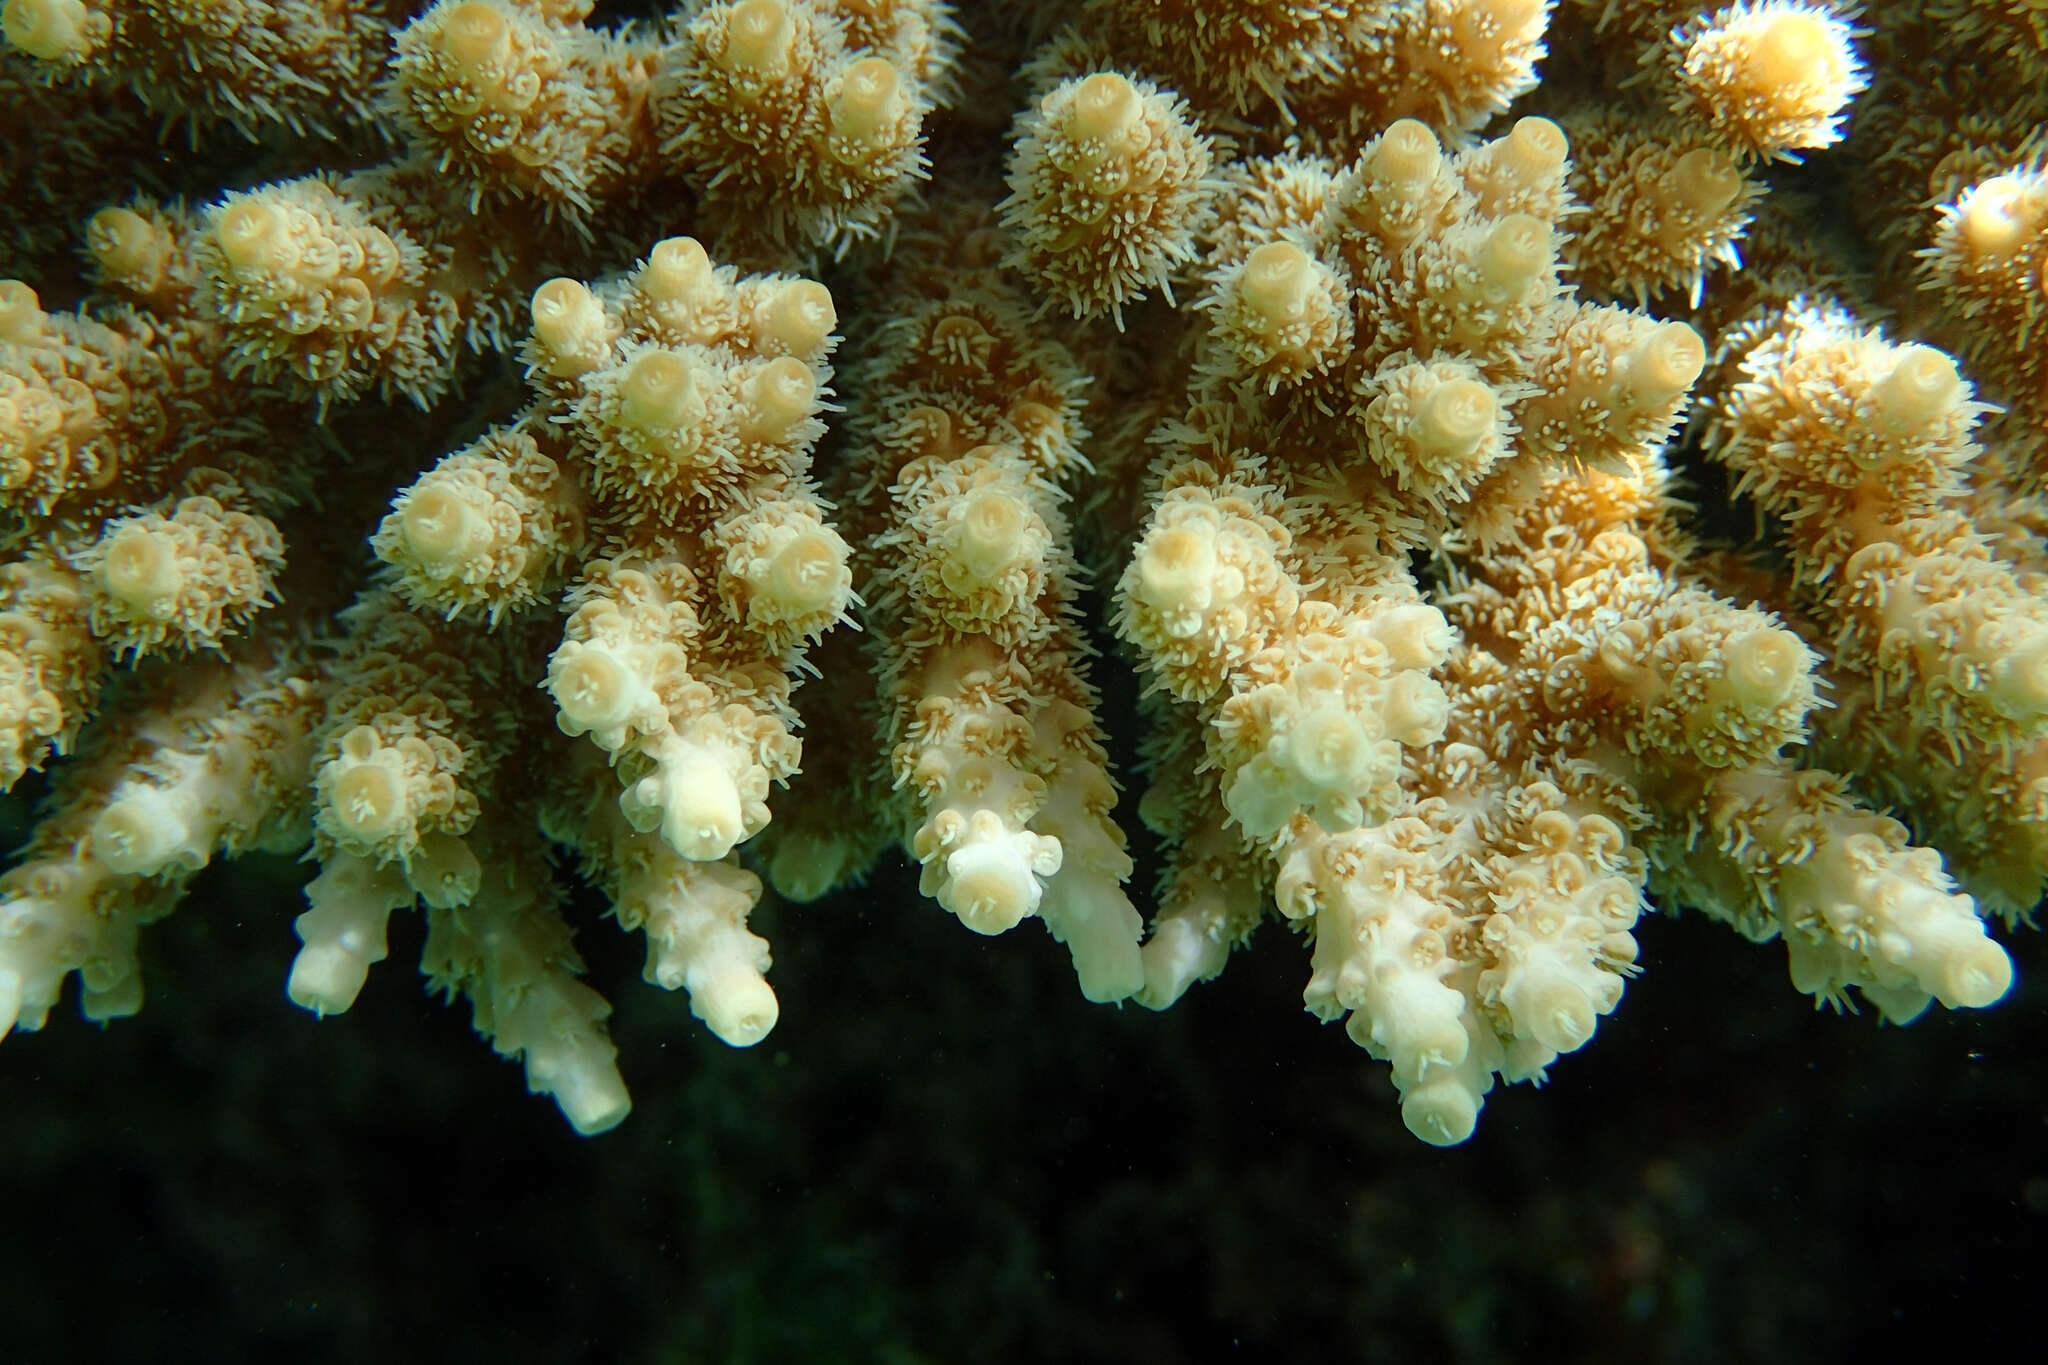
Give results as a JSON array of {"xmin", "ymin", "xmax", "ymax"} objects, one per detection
[{"xmin": 1, "ymin": 0, "xmax": 2042, "ymax": 1147}]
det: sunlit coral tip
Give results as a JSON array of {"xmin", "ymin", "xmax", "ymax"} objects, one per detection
[
  {"xmin": 442, "ymin": 1, "xmax": 513, "ymax": 71},
  {"xmin": 740, "ymin": 356, "xmax": 816, "ymax": 440},
  {"xmin": 0, "ymin": 279, "xmax": 42, "ymax": 344},
  {"xmin": 100, "ymin": 526, "xmax": 185, "ymax": 614},
  {"xmin": 759, "ymin": 280, "xmax": 836, "ymax": 358},
  {"xmin": 1672, "ymin": 148, "xmax": 1742, "ymax": 216},
  {"xmin": 1418, "ymin": 379, "xmax": 1497, "ymax": 457},
  {"xmin": 1370, "ymin": 120, "xmax": 1442, "ymax": 186},
  {"xmin": 2, "ymin": 0, "xmax": 95, "ymax": 61},
  {"xmin": 400, "ymin": 486, "xmax": 489, "ymax": 568},
  {"xmin": 87, "ymin": 208, "xmax": 161, "ymax": 281},
  {"xmin": 639, "ymin": 237, "xmax": 712, "ymax": 306},
  {"xmin": 214, "ymin": 201, "xmax": 287, "ymax": 272},
  {"xmin": 1868, "ymin": 346, "xmax": 1964, "ymax": 433},
  {"xmin": 1240, "ymin": 243, "xmax": 1315, "ymax": 323},
  {"xmin": 1501, "ymin": 116, "xmax": 1567, "ymax": 181},
  {"xmin": 1065, "ymin": 72, "xmax": 1141, "ymax": 148},
  {"xmin": 620, "ymin": 349, "xmax": 703, "ymax": 433},
  {"xmin": 722, "ymin": 0, "xmax": 795, "ymax": 78},
  {"xmin": 830, "ymin": 58, "xmax": 902, "ymax": 142}
]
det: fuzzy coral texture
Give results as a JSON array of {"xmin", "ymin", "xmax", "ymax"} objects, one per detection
[{"xmin": 0, "ymin": 0, "xmax": 2041, "ymax": 1144}]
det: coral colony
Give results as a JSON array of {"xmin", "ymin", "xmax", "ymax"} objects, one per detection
[{"xmin": 2, "ymin": 0, "xmax": 2043, "ymax": 1144}]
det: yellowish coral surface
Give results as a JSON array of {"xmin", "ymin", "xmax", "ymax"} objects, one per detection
[{"xmin": 2, "ymin": 0, "xmax": 2042, "ymax": 1144}]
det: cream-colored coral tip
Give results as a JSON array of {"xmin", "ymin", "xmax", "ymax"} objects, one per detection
[
  {"xmin": 1064, "ymin": 72, "xmax": 1142, "ymax": 149},
  {"xmin": 550, "ymin": 1059, "xmax": 632, "ymax": 1137},
  {"xmin": 950, "ymin": 486, "xmax": 1031, "ymax": 582},
  {"xmin": 330, "ymin": 760, "xmax": 408, "ymax": 843},
  {"xmin": 1955, "ymin": 175, "xmax": 2044, "ymax": 258},
  {"xmin": 1499, "ymin": 116, "xmax": 1568, "ymax": 183},
  {"xmin": 1672, "ymin": 147, "xmax": 1743, "ymax": 217},
  {"xmin": 214, "ymin": 200, "xmax": 289, "ymax": 273},
  {"xmin": 1383, "ymin": 671, "xmax": 1450, "ymax": 745},
  {"xmin": 618, "ymin": 349, "xmax": 705, "ymax": 434},
  {"xmin": 86, "ymin": 208, "xmax": 161, "ymax": 281},
  {"xmin": 695, "ymin": 968, "xmax": 779, "ymax": 1047},
  {"xmin": 722, "ymin": 0, "xmax": 795, "ymax": 78},
  {"xmin": 440, "ymin": 1, "xmax": 512, "ymax": 71},
  {"xmin": 1940, "ymin": 937, "xmax": 2014, "ymax": 1010},
  {"xmin": 757, "ymin": 280, "xmax": 836, "ymax": 359},
  {"xmin": 529, "ymin": 277, "xmax": 609, "ymax": 374},
  {"xmin": 829, "ymin": 58, "xmax": 903, "ymax": 143},
  {"xmin": 639, "ymin": 237, "xmax": 713, "ymax": 307},
  {"xmin": 1239, "ymin": 243, "xmax": 1316, "ymax": 322},
  {"xmin": 1476, "ymin": 213, "xmax": 1551, "ymax": 293},
  {"xmin": 739, "ymin": 356, "xmax": 816, "ymax": 442},
  {"xmin": 91, "ymin": 795, "xmax": 185, "ymax": 877},
  {"xmin": 1518, "ymin": 971, "xmax": 1599, "ymax": 1054},
  {"xmin": 0, "ymin": 279, "xmax": 43, "ymax": 344},
  {"xmin": 1417, "ymin": 379, "xmax": 1497, "ymax": 458},
  {"xmin": 1868, "ymin": 345, "xmax": 1965, "ymax": 433},
  {"xmin": 760, "ymin": 528, "xmax": 848, "ymax": 621},
  {"xmin": 945, "ymin": 843, "xmax": 1040, "ymax": 935},
  {"xmin": 1721, "ymin": 628, "xmax": 1806, "ymax": 707},
  {"xmin": 1370, "ymin": 119, "xmax": 1443, "ymax": 187},
  {"xmin": 397, "ymin": 484, "xmax": 490, "ymax": 568},
  {"xmin": 550, "ymin": 645, "xmax": 635, "ymax": 732},
  {"xmin": 1291, "ymin": 706, "xmax": 1374, "ymax": 790},
  {"xmin": 1374, "ymin": 603, "xmax": 1456, "ymax": 670},
  {"xmin": 1743, "ymin": 6, "xmax": 1835, "ymax": 91},
  {"xmin": 98, "ymin": 525, "xmax": 185, "ymax": 616},
  {"xmin": 1401, "ymin": 1072, "xmax": 1481, "ymax": 1147},
  {"xmin": 1622, "ymin": 321, "xmax": 1707, "ymax": 405},
  {"xmin": 2, "ymin": 0, "xmax": 93, "ymax": 61},
  {"xmin": 660, "ymin": 754, "xmax": 746, "ymax": 860},
  {"xmin": 1131, "ymin": 525, "xmax": 1218, "ymax": 620}
]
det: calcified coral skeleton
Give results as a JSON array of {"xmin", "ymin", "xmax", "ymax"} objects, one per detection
[{"xmin": 0, "ymin": 0, "xmax": 2038, "ymax": 1144}]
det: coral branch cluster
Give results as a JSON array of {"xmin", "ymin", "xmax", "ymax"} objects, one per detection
[{"xmin": 2, "ymin": 0, "xmax": 2041, "ymax": 1144}]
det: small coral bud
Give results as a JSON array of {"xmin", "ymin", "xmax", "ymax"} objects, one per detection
[
  {"xmin": 1063, "ymin": 72, "xmax": 1142, "ymax": 152},
  {"xmin": 1954, "ymin": 175, "xmax": 2041, "ymax": 259},
  {"xmin": 0, "ymin": 279, "xmax": 41, "ymax": 344},
  {"xmin": 1240, "ymin": 243, "xmax": 1316, "ymax": 322},
  {"xmin": 332, "ymin": 760, "xmax": 406, "ymax": 844},
  {"xmin": 618, "ymin": 349, "xmax": 704, "ymax": 435},
  {"xmin": 638, "ymin": 237, "xmax": 713, "ymax": 307},
  {"xmin": 214, "ymin": 201, "xmax": 288, "ymax": 273},
  {"xmin": 1718, "ymin": 628, "xmax": 1806, "ymax": 709},
  {"xmin": 1498, "ymin": 115, "xmax": 1567, "ymax": 185},
  {"xmin": 91, "ymin": 796, "xmax": 186, "ymax": 877},
  {"xmin": 398, "ymin": 485, "xmax": 492, "ymax": 570},
  {"xmin": 98, "ymin": 525, "xmax": 185, "ymax": 618},
  {"xmin": 828, "ymin": 58, "xmax": 903, "ymax": 147},
  {"xmin": 722, "ymin": 0, "xmax": 794, "ymax": 77},
  {"xmin": 738, "ymin": 356, "xmax": 816, "ymax": 443},
  {"xmin": 529, "ymin": 277, "xmax": 610, "ymax": 376},
  {"xmin": 1475, "ymin": 213, "xmax": 1550, "ymax": 294},
  {"xmin": 2, "ymin": 0, "xmax": 96, "ymax": 61},
  {"xmin": 1618, "ymin": 321, "xmax": 1707, "ymax": 408},
  {"xmin": 1417, "ymin": 379, "xmax": 1498, "ymax": 461},
  {"xmin": 440, "ymin": 1, "xmax": 511, "ymax": 71},
  {"xmin": 1370, "ymin": 119, "xmax": 1443, "ymax": 189},
  {"xmin": 551, "ymin": 645, "xmax": 635, "ymax": 733},
  {"xmin": 757, "ymin": 280, "xmax": 837, "ymax": 359},
  {"xmin": 1672, "ymin": 147, "xmax": 1743, "ymax": 219},
  {"xmin": 1867, "ymin": 345, "xmax": 1964, "ymax": 434},
  {"xmin": 86, "ymin": 208, "xmax": 164, "ymax": 283}
]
